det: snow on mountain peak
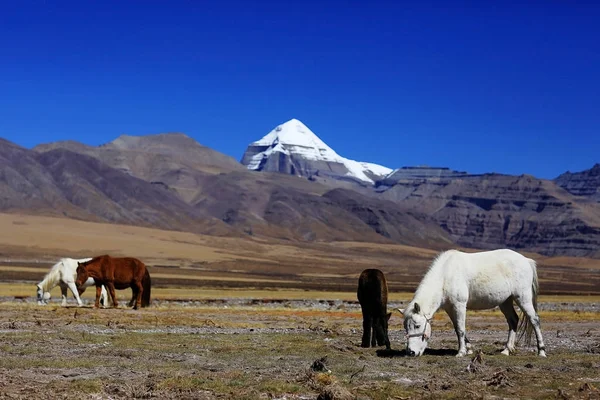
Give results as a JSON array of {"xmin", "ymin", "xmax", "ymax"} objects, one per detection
[
  {"xmin": 245, "ymin": 119, "xmax": 393, "ymax": 184},
  {"xmin": 251, "ymin": 119, "xmax": 343, "ymax": 163}
]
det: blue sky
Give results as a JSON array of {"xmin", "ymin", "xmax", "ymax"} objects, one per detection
[{"xmin": 1, "ymin": 1, "xmax": 598, "ymax": 179}]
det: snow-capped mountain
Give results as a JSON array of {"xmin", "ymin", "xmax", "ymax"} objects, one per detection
[{"xmin": 240, "ymin": 119, "xmax": 392, "ymax": 184}]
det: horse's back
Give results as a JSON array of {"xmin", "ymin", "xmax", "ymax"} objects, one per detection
[
  {"xmin": 357, "ymin": 269, "xmax": 388, "ymax": 308},
  {"xmin": 440, "ymin": 249, "xmax": 535, "ymax": 309},
  {"xmin": 110, "ymin": 257, "xmax": 146, "ymax": 282},
  {"xmin": 444, "ymin": 249, "xmax": 533, "ymax": 277}
]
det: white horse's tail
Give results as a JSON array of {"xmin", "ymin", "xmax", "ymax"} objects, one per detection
[{"xmin": 517, "ymin": 258, "xmax": 538, "ymax": 346}]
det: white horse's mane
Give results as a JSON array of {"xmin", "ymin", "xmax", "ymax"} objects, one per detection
[{"xmin": 412, "ymin": 250, "xmax": 457, "ymax": 299}]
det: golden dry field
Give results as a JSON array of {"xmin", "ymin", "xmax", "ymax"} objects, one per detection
[{"xmin": 1, "ymin": 213, "xmax": 599, "ymax": 295}]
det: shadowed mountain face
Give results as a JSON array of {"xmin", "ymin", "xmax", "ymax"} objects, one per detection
[
  {"xmin": 554, "ymin": 164, "xmax": 600, "ymax": 202},
  {"xmin": 377, "ymin": 173, "xmax": 600, "ymax": 257},
  {"xmin": 35, "ymin": 133, "xmax": 245, "ymax": 203},
  {"xmin": 35, "ymin": 148, "xmax": 231, "ymax": 233},
  {"xmin": 0, "ymin": 139, "xmax": 85, "ymax": 217},
  {"xmin": 4, "ymin": 137, "xmax": 450, "ymax": 248},
  {"xmin": 187, "ymin": 171, "xmax": 453, "ymax": 247},
  {"xmin": 1, "ymin": 141, "xmax": 235, "ymax": 235}
]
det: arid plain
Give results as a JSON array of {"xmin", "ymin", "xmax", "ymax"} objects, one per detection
[{"xmin": 1, "ymin": 212, "xmax": 599, "ymax": 399}]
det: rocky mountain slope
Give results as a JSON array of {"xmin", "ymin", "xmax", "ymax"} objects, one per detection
[
  {"xmin": 35, "ymin": 133, "xmax": 244, "ymax": 203},
  {"xmin": 1, "ymin": 140, "xmax": 236, "ymax": 235},
  {"xmin": 376, "ymin": 170, "xmax": 600, "ymax": 257},
  {"xmin": 554, "ymin": 163, "xmax": 600, "ymax": 202},
  {"xmin": 2, "ymin": 137, "xmax": 451, "ymax": 249}
]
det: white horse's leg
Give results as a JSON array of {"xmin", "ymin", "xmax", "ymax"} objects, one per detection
[
  {"xmin": 59, "ymin": 283, "xmax": 68, "ymax": 306},
  {"xmin": 499, "ymin": 298, "xmax": 519, "ymax": 355},
  {"xmin": 447, "ymin": 304, "xmax": 468, "ymax": 357},
  {"xmin": 100, "ymin": 286, "xmax": 109, "ymax": 308},
  {"xmin": 66, "ymin": 281, "xmax": 84, "ymax": 306},
  {"xmin": 517, "ymin": 300, "xmax": 547, "ymax": 357}
]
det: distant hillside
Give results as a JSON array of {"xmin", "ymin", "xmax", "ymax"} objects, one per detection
[
  {"xmin": 377, "ymin": 171, "xmax": 600, "ymax": 257},
  {"xmin": 2, "ymin": 137, "xmax": 450, "ymax": 249},
  {"xmin": 554, "ymin": 163, "xmax": 600, "ymax": 202},
  {"xmin": 35, "ymin": 133, "xmax": 244, "ymax": 203},
  {"xmin": 2, "ymin": 121, "xmax": 599, "ymax": 258}
]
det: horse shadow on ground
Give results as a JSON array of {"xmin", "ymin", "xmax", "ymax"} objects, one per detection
[{"xmin": 376, "ymin": 348, "xmax": 457, "ymax": 357}]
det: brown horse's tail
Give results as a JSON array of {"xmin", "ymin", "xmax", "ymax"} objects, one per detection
[{"xmin": 141, "ymin": 268, "xmax": 151, "ymax": 307}]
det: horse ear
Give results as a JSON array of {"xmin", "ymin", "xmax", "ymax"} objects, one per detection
[
  {"xmin": 396, "ymin": 308, "xmax": 405, "ymax": 315},
  {"xmin": 386, "ymin": 312, "xmax": 392, "ymax": 321},
  {"xmin": 413, "ymin": 303, "xmax": 421, "ymax": 314}
]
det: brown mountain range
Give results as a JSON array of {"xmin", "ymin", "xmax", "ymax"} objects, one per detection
[
  {"xmin": 2, "ymin": 136, "xmax": 451, "ymax": 249},
  {"xmin": 34, "ymin": 133, "xmax": 245, "ymax": 203},
  {"xmin": 376, "ymin": 170, "xmax": 600, "ymax": 257},
  {"xmin": 2, "ymin": 134, "xmax": 599, "ymax": 257}
]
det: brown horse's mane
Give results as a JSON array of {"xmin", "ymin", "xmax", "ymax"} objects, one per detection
[{"xmin": 79, "ymin": 255, "xmax": 109, "ymax": 267}]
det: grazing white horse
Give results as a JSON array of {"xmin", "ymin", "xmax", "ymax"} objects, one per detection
[
  {"xmin": 36, "ymin": 258, "xmax": 108, "ymax": 307},
  {"xmin": 399, "ymin": 249, "xmax": 546, "ymax": 357}
]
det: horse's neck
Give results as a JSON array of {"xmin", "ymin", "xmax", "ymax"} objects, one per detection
[
  {"xmin": 411, "ymin": 266, "xmax": 445, "ymax": 316},
  {"xmin": 38, "ymin": 261, "xmax": 63, "ymax": 292}
]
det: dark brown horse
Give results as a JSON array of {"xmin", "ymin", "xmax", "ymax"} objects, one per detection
[
  {"xmin": 75, "ymin": 255, "xmax": 150, "ymax": 310},
  {"xmin": 357, "ymin": 269, "xmax": 391, "ymax": 349}
]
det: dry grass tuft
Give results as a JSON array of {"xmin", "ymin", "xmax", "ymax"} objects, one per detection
[{"xmin": 316, "ymin": 382, "xmax": 354, "ymax": 400}]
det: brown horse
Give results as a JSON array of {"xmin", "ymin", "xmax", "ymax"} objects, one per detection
[
  {"xmin": 75, "ymin": 255, "xmax": 150, "ymax": 310},
  {"xmin": 77, "ymin": 268, "xmax": 151, "ymax": 308},
  {"xmin": 357, "ymin": 269, "xmax": 391, "ymax": 349}
]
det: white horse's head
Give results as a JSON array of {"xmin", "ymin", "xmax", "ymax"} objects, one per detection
[
  {"xmin": 398, "ymin": 303, "xmax": 432, "ymax": 357},
  {"xmin": 36, "ymin": 284, "xmax": 51, "ymax": 305}
]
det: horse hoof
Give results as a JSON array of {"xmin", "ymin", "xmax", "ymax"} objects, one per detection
[
  {"xmin": 538, "ymin": 350, "xmax": 547, "ymax": 357},
  {"xmin": 501, "ymin": 349, "xmax": 510, "ymax": 356},
  {"xmin": 456, "ymin": 352, "xmax": 466, "ymax": 357}
]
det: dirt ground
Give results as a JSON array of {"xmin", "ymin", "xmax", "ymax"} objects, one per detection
[{"xmin": 1, "ymin": 298, "xmax": 599, "ymax": 400}]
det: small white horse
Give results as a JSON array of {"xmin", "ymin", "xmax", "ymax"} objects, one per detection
[
  {"xmin": 36, "ymin": 258, "xmax": 108, "ymax": 307},
  {"xmin": 399, "ymin": 249, "xmax": 546, "ymax": 357}
]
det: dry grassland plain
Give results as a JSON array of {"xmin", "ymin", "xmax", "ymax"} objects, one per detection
[{"xmin": 1, "ymin": 213, "xmax": 599, "ymax": 399}]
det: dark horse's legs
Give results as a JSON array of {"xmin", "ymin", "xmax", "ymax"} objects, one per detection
[
  {"xmin": 374, "ymin": 318, "xmax": 385, "ymax": 346},
  {"xmin": 361, "ymin": 315, "xmax": 373, "ymax": 348},
  {"xmin": 373, "ymin": 316, "xmax": 391, "ymax": 350},
  {"xmin": 371, "ymin": 319, "xmax": 378, "ymax": 347}
]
